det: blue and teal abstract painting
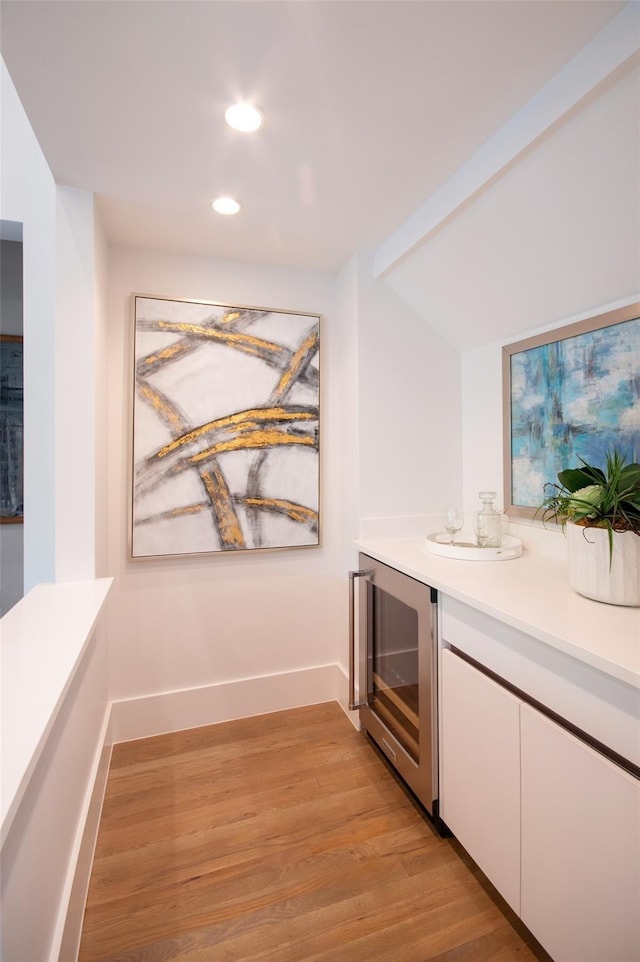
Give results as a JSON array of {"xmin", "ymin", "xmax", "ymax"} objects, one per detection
[{"xmin": 510, "ymin": 315, "xmax": 640, "ymax": 507}]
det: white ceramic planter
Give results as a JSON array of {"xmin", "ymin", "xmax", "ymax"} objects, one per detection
[{"xmin": 567, "ymin": 523, "xmax": 640, "ymax": 607}]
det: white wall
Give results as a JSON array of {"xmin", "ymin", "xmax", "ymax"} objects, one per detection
[
  {"xmin": 55, "ymin": 186, "xmax": 98, "ymax": 582},
  {"xmin": 355, "ymin": 251, "xmax": 463, "ymax": 526},
  {"xmin": 378, "ymin": 48, "xmax": 640, "ymax": 548},
  {"xmin": 0, "ymin": 62, "xmax": 103, "ymax": 592},
  {"xmin": 106, "ymin": 246, "xmax": 351, "ymax": 728},
  {"xmin": 0, "ymin": 62, "xmax": 112, "ymax": 962},
  {"xmin": 94, "ymin": 211, "xmax": 110, "ymax": 579},
  {"xmin": 105, "ymin": 243, "xmax": 465, "ymax": 733},
  {"xmin": 334, "ymin": 255, "xmax": 361, "ymax": 568},
  {"xmin": 0, "ymin": 58, "xmax": 56, "ymax": 591}
]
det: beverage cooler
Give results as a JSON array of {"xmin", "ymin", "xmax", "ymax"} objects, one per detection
[{"xmin": 349, "ymin": 553, "xmax": 444, "ymax": 828}]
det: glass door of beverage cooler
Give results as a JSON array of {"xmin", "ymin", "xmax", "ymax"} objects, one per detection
[
  {"xmin": 371, "ymin": 588, "xmax": 420, "ymax": 764},
  {"xmin": 350, "ymin": 553, "xmax": 438, "ymax": 817}
]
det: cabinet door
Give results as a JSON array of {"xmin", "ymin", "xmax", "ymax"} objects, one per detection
[
  {"xmin": 440, "ymin": 649, "xmax": 521, "ymax": 912},
  {"xmin": 521, "ymin": 704, "xmax": 640, "ymax": 962}
]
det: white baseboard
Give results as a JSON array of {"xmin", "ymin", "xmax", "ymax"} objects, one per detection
[{"xmin": 110, "ymin": 663, "xmax": 350, "ymax": 744}]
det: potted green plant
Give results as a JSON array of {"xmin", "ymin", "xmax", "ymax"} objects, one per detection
[{"xmin": 538, "ymin": 450, "xmax": 640, "ymax": 606}]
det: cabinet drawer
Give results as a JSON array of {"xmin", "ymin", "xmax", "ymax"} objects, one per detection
[{"xmin": 440, "ymin": 594, "xmax": 640, "ymax": 768}]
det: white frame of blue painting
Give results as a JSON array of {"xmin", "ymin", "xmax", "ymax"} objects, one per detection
[
  {"xmin": 130, "ymin": 294, "xmax": 321, "ymax": 558},
  {"xmin": 502, "ymin": 301, "xmax": 640, "ymax": 519}
]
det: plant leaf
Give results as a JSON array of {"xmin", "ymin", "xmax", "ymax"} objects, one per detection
[
  {"xmin": 619, "ymin": 464, "xmax": 640, "ymax": 489},
  {"xmin": 557, "ymin": 468, "xmax": 593, "ymax": 493}
]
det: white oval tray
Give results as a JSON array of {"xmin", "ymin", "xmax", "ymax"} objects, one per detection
[{"xmin": 425, "ymin": 532, "xmax": 523, "ymax": 561}]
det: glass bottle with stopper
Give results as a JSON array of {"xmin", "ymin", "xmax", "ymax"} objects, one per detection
[{"xmin": 475, "ymin": 491, "xmax": 502, "ymax": 548}]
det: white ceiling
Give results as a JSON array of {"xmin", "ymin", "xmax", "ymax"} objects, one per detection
[
  {"xmin": 384, "ymin": 57, "xmax": 640, "ymax": 349},
  {"xmin": 0, "ymin": 0, "xmax": 628, "ymax": 274}
]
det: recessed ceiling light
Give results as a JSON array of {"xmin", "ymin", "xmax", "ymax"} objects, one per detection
[
  {"xmin": 225, "ymin": 102, "xmax": 263, "ymax": 133},
  {"xmin": 212, "ymin": 196, "xmax": 241, "ymax": 216}
]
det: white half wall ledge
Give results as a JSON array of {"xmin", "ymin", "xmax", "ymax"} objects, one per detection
[
  {"xmin": 373, "ymin": 2, "xmax": 640, "ymax": 278},
  {"xmin": 0, "ymin": 577, "xmax": 113, "ymax": 845},
  {"xmin": 109, "ymin": 663, "xmax": 355, "ymax": 744}
]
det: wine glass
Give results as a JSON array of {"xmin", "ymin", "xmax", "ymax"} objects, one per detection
[{"xmin": 444, "ymin": 507, "xmax": 463, "ymax": 545}]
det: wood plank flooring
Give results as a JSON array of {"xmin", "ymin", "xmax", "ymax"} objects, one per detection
[{"xmin": 78, "ymin": 702, "xmax": 551, "ymax": 962}]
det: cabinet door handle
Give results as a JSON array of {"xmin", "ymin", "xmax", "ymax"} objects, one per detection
[{"xmin": 348, "ymin": 569, "xmax": 372, "ymax": 710}]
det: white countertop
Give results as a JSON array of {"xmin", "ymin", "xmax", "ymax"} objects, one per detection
[
  {"xmin": 1, "ymin": 578, "xmax": 113, "ymax": 844},
  {"xmin": 355, "ymin": 536, "xmax": 640, "ymax": 691}
]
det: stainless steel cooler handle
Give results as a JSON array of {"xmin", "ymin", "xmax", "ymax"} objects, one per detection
[{"xmin": 348, "ymin": 568, "xmax": 372, "ymax": 710}]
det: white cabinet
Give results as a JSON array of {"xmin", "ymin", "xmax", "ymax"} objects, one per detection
[
  {"xmin": 521, "ymin": 705, "xmax": 640, "ymax": 962},
  {"xmin": 440, "ymin": 649, "xmax": 521, "ymax": 912},
  {"xmin": 440, "ymin": 647, "xmax": 640, "ymax": 961}
]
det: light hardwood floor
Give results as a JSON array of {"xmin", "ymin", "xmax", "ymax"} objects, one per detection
[{"xmin": 79, "ymin": 702, "xmax": 551, "ymax": 962}]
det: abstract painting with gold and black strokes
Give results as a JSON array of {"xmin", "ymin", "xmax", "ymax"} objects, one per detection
[{"xmin": 131, "ymin": 295, "xmax": 320, "ymax": 557}]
